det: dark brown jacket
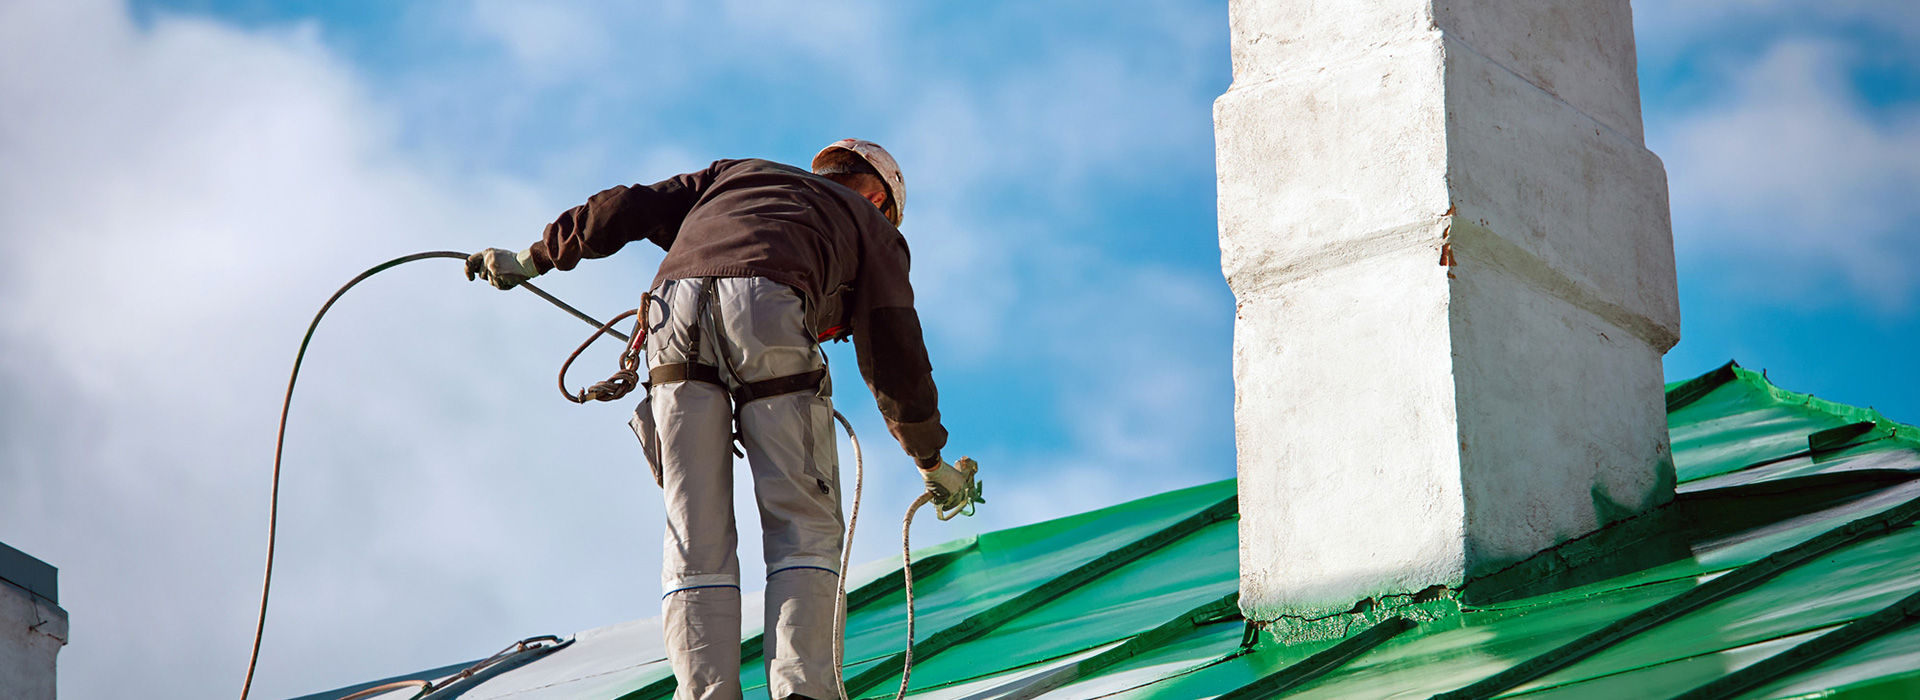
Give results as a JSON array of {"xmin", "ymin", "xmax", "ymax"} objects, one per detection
[{"xmin": 526, "ymin": 158, "xmax": 946, "ymax": 462}]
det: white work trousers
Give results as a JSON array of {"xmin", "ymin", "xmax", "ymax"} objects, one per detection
[{"xmin": 643, "ymin": 277, "xmax": 844, "ymax": 700}]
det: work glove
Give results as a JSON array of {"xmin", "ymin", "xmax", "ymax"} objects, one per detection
[
  {"xmin": 465, "ymin": 248, "xmax": 542, "ymax": 290},
  {"xmin": 919, "ymin": 456, "xmax": 981, "ymax": 516}
]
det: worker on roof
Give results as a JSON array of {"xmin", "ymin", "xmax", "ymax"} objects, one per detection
[{"xmin": 466, "ymin": 139, "xmax": 973, "ymax": 700}]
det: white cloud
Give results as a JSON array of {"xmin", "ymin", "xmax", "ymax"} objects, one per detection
[
  {"xmin": 456, "ymin": 0, "xmax": 898, "ymax": 97},
  {"xmin": 1634, "ymin": 0, "xmax": 1920, "ymax": 48},
  {"xmin": 1658, "ymin": 39, "xmax": 1920, "ymax": 308},
  {"xmin": 0, "ymin": 2, "xmax": 661, "ymax": 698},
  {"xmin": 466, "ymin": 0, "xmax": 614, "ymax": 78}
]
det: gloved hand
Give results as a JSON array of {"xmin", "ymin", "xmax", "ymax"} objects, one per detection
[
  {"xmin": 464, "ymin": 248, "xmax": 542, "ymax": 290},
  {"xmin": 919, "ymin": 456, "xmax": 979, "ymax": 513}
]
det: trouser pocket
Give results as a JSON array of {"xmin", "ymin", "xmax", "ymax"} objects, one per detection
[
  {"xmin": 629, "ymin": 394, "xmax": 664, "ymax": 487},
  {"xmin": 803, "ymin": 395, "xmax": 837, "ymax": 488}
]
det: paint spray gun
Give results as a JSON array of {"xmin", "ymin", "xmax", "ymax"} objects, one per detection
[{"xmin": 926, "ymin": 456, "xmax": 986, "ymax": 521}]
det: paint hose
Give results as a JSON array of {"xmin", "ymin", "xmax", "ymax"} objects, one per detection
[
  {"xmin": 240, "ymin": 251, "xmax": 945, "ymax": 700},
  {"xmin": 241, "ymin": 251, "xmax": 615, "ymax": 700}
]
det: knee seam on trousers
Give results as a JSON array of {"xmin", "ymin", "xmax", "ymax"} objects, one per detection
[
  {"xmin": 767, "ymin": 565, "xmax": 840, "ymax": 579},
  {"xmin": 662, "ymin": 572, "xmax": 740, "ymax": 594},
  {"xmin": 662, "ymin": 583, "xmax": 741, "ymax": 598},
  {"xmin": 767, "ymin": 555, "xmax": 839, "ymax": 574}
]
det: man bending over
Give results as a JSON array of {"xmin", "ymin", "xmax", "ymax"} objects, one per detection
[{"xmin": 466, "ymin": 139, "xmax": 975, "ymax": 700}]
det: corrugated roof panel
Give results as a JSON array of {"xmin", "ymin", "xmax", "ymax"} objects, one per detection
[
  {"xmin": 1497, "ymin": 627, "xmax": 1827, "ymax": 699},
  {"xmin": 835, "ymin": 478, "xmax": 1235, "ymax": 666},
  {"xmin": 1685, "ymin": 443, "xmax": 1920, "ymax": 491},
  {"xmin": 1500, "ymin": 523, "xmax": 1920, "ymax": 694},
  {"xmin": 1739, "ymin": 623, "xmax": 1920, "ymax": 699},
  {"xmin": 1065, "ymin": 624, "xmax": 1328, "ymax": 700},
  {"xmin": 896, "ymin": 517, "xmax": 1238, "ymax": 695},
  {"xmin": 837, "ymin": 494, "xmax": 1237, "ymax": 697}
]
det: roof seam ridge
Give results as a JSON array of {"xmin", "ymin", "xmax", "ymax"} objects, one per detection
[
  {"xmin": 1672, "ymin": 586, "xmax": 1920, "ymax": 700},
  {"xmin": 842, "ymin": 495, "xmax": 1239, "ymax": 697},
  {"xmin": 1428, "ymin": 490, "xmax": 1920, "ymax": 700},
  {"xmin": 1491, "ymin": 623, "xmax": 1844, "ymax": 697},
  {"xmin": 1216, "ymin": 616, "xmax": 1416, "ymax": 700},
  {"xmin": 964, "ymin": 591, "xmax": 1245, "ymax": 700}
]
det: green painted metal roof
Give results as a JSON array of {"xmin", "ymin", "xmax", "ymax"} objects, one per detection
[{"xmin": 293, "ymin": 361, "xmax": 1920, "ymax": 700}]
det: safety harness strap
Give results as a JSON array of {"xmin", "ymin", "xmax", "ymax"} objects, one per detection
[
  {"xmin": 647, "ymin": 363, "xmax": 825, "ymax": 405},
  {"xmin": 649, "ymin": 362, "xmax": 723, "ymax": 387},
  {"xmin": 735, "ymin": 368, "xmax": 827, "ymax": 404}
]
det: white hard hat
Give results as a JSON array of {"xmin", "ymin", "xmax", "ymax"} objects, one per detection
[{"xmin": 812, "ymin": 138, "xmax": 905, "ymax": 226}]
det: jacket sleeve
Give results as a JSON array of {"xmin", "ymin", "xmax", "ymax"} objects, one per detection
[
  {"xmin": 525, "ymin": 161, "xmax": 731, "ymax": 273},
  {"xmin": 850, "ymin": 231, "xmax": 949, "ymax": 466}
]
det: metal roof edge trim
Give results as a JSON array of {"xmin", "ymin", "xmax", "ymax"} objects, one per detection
[
  {"xmin": 1727, "ymin": 365, "xmax": 1920, "ymax": 445},
  {"xmin": 1665, "ymin": 360, "xmax": 1740, "ymax": 413},
  {"xmin": 419, "ymin": 637, "xmax": 572, "ymax": 700},
  {"xmin": 1666, "ymin": 361, "xmax": 1920, "ymax": 449},
  {"xmin": 287, "ymin": 659, "xmax": 481, "ymax": 700}
]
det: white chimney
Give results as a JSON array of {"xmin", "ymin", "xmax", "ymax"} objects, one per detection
[
  {"xmin": 1216, "ymin": 0, "xmax": 1681, "ymax": 623},
  {"xmin": 1, "ymin": 542, "xmax": 64, "ymax": 700}
]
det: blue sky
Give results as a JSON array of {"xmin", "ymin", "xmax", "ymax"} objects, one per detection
[
  {"xmin": 120, "ymin": 0, "xmax": 1236, "ymax": 468},
  {"xmin": 0, "ymin": 1, "xmax": 1916, "ymax": 699},
  {"xmin": 1634, "ymin": 2, "xmax": 1920, "ymax": 416}
]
